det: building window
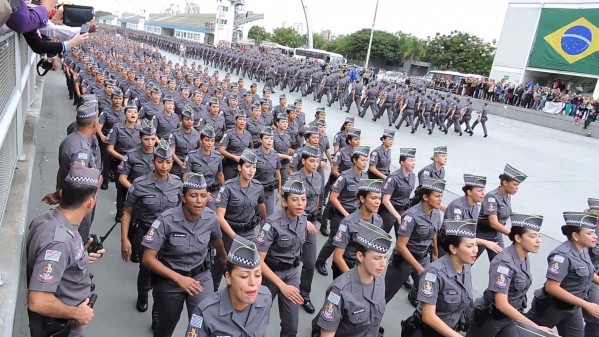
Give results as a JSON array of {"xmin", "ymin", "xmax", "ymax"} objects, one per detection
[{"xmin": 217, "ymin": 19, "xmax": 227, "ymax": 25}]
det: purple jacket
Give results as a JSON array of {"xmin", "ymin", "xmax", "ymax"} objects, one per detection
[{"xmin": 6, "ymin": 0, "xmax": 48, "ymax": 33}]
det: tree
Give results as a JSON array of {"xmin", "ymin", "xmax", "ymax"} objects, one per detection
[
  {"xmin": 271, "ymin": 27, "xmax": 304, "ymax": 48},
  {"xmin": 338, "ymin": 29, "xmax": 402, "ymax": 65},
  {"xmin": 424, "ymin": 31, "xmax": 495, "ymax": 75},
  {"xmin": 248, "ymin": 25, "xmax": 271, "ymax": 44},
  {"xmin": 302, "ymin": 33, "xmax": 326, "ymax": 49},
  {"xmin": 396, "ymin": 32, "xmax": 427, "ymax": 61}
]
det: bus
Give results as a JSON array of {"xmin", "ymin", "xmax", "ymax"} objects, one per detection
[
  {"xmin": 261, "ymin": 42, "xmax": 295, "ymax": 57},
  {"xmin": 292, "ymin": 48, "xmax": 346, "ymax": 66},
  {"xmin": 424, "ymin": 70, "xmax": 467, "ymax": 92}
]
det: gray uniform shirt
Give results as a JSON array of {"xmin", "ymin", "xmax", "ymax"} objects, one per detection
[
  {"xmin": 333, "ymin": 147, "xmax": 353, "ymax": 173},
  {"xmin": 246, "ymin": 117, "xmax": 267, "ymax": 145},
  {"xmin": 332, "ymin": 169, "xmax": 368, "ymax": 214},
  {"xmin": 199, "ymin": 113, "xmax": 226, "ymax": 141},
  {"xmin": 118, "ymin": 146, "xmax": 154, "ymax": 182},
  {"xmin": 333, "ymin": 211, "xmax": 384, "ymax": 263},
  {"xmin": 483, "ymin": 244, "xmax": 532, "ymax": 310},
  {"xmin": 57, "ymin": 131, "xmax": 101, "ymax": 190},
  {"xmin": 170, "ymin": 127, "xmax": 200, "ymax": 162},
  {"xmin": 256, "ymin": 209, "xmax": 307, "ymax": 265},
  {"xmin": 124, "ymin": 173, "xmax": 182, "ymax": 226},
  {"xmin": 254, "ymin": 147, "xmax": 281, "ymax": 185},
  {"xmin": 105, "ymin": 123, "xmax": 141, "ymax": 155},
  {"xmin": 185, "ymin": 285, "xmax": 271, "ymax": 337},
  {"xmin": 142, "ymin": 205, "xmax": 221, "ymax": 271},
  {"xmin": 444, "ymin": 196, "xmax": 480, "ymax": 222},
  {"xmin": 397, "ymin": 202, "xmax": 442, "ymax": 255},
  {"xmin": 544, "ymin": 240, "xmax": 595, "ymax": 299},
  {"xmin": 184, "ymin": 149, "xmax": 223, "ymax": 187},
  {"xmin": 370, "ymin": 145, "xmax": 391, "ymax": 176},
  {"xmin": 382, "ymin": 168, "xmax": 416, "ymax": 210},
  {"xmin": 26, "ymin": 209, "xmax": 91, "ymax": 306},
  {"xmin": 477, "ymin": 187, "xmax": 512, "ymax": 230},
  {"xmin": 220, "ymin": 129, "xmax": 253, "ymax": 156},
  {"xmin": 417, "ymin": 255, "xmax": 474, "ymax": 329},
  {"xmin": 98, "ymin": 107, "xmax": 126, "ymax": 135},
  {"xmin": 139, "ymin": 102, "xmax": 164, "ymax": 120},
  {"xmin": 214, "ymin": 176, "xmax": 265, "ymax": 227},
  {"xmin": 316, "ymin": 267, "xmax": 386, "ymax": 336},
  {"xmin": 417, "ymin": 163, "xmax": 445, "ymax": 186},
  {"xmin": 155, "ymin": 111, "xmax": 180, "ymax": 139}
]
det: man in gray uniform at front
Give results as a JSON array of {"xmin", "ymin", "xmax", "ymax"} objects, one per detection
[
  {"xmin": 44, "ymin": 102, "xmax": 102, "ymax": 241},
  {"xmin": 27, "ymin": 165, "xmax": 105, "ymax": 337}
]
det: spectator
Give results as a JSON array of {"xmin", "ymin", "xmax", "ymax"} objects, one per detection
[{"xmin": 6, "ymin": 0, "xmax": 56, "ymax": 33}]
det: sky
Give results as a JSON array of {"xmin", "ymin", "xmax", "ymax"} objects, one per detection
[{"xmin": 85, "ymin": 0, "xmax": 512, "ymax": 42}]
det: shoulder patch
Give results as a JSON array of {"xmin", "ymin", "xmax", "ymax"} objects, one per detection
[
  {"xmin": 151, "ymin": 220, "xmax": 161, "ymax": 229},
  {"xmin": 44, "ymin": 250, "xmax": 62, "ymax": 262},
  {"xmin": 327, "ymin": 291, "xmax": 341, "ymax": 305},
  {"xmin": 497, "ymin": 265, "xmax": 510, "ymax": 275},
  {"xmin": 77, "ymin": 153, "xmax": 88, "ymax": 160},
  {"xmin": 338, "ymin": 224, "xmax": 347, "ymax": 232},
  {"xmin": 262, "ymin": 223, "xmax": 271, "ymax": 231},
  {"xmin": 128, "ymin": 185, "xmax": 135, "ymax": 193},
  {"xmin": 553, "ymin": 255, "xmax": 565, "ymax": 263},
  {"xmin": 403, "ymin": 215, "xmax": 413, "ymax": 222},
  {"xmin": 424, "ymin": 272, "xmax": 437, "ymax": 282},
  {"xmin": 189, "ymin": 314, "xmax": 203, "ymax": 328}
]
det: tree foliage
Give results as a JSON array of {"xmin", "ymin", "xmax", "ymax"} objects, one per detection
[
  {"xmin": 271, "ymin": 27, "xmax": 305, "ymax": 48},
  {"xmin": 424, "ymin": 31, "xmax": 495, "ymax": 75},
  {"xmin": 248, "ymin": 25, "xmax": 271, "ymax": 44}
]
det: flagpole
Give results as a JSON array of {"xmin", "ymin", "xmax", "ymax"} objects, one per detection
[{"xmin": 364, "ymin": 0, "xmax": 380, "ymax": 69}]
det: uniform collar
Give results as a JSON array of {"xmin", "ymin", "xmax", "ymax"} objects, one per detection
[{"xmin": 441, "ymin": 254, "xmax": 458, "ymax": 278}]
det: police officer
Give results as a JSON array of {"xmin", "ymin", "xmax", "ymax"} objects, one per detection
[
  {"xmin": 471, "ymin": 102, "xmax": 489, "ymax": 137},
  {"xmin": 315, "ymin": 146, "xmax": 370, "ymax": 277},
  {"xmin": 213, "ymin": 149, "xmax": 267, "ymax": 290},
  {"xmin": 289, "ymin": 126, "xmax": 321, "ymax": 174},
  {"xmin": 139, "ymin": 86, "xmax": 164, "ymax": 121},
  {"xmin": 401, "ymin": 219, "xmax": 477, "ymax": 337},
  {"xmin": 273, "ymin": 113, "xmax": 295, "ymax": 186},
  {"xmin": 106, "ymin": 101, "xmax": 141, "ymax": 221},
  {"xmin": 199, "ymin": 98, "xmax": 226, "ymax": 142},
  {"xmin": 384, "ymin": 177, "xmax": 445, "ymax": 306},
  {"xmin": 333, "ymin": 117, "xmax": 354, "ymax": 153},
  {"xmin": 141, "ymin": 173, "xmax": 227, "ymax": 337},
  {"xmin": 44, "ymin": 102, "xmax": 102, "ymax": 241},
  {"xmin": 461, "ymin": 100, "xmax": 474, "ymax": 136},
  {"xmin": 254, "ymin": 126, "xmax": 283, "ymax": 216},
  {"xmin": 247, "ymin": 103, "xmax": 267, "ymax": 149},
  {"xmin": 434, "ymin": 94, "xmax": 449, "ymax": 134},
  {"xmin": 446, "ymin": 97, "xmax": 464, "ymax": 136},
  {"xmin": 368, "ymin": 129, "xmax": 394, "ymax": 180},
  {"xmin": 394, "ymin": 91, "xmax": 416, "ymax": 131},
  {"xmin": 331, "ymin": 179, "xmax": 384, "ymax": 278},
  {"xmin": 476, "ymin": 164, "xmax": 527, "ymax": 262},
  {"xmin": 169, "ymin": 106, "xmax": 200, "ymax": 178},
  {"xmin": 313, "ymin": 220, "xmax": 392, "ymax": 337},
  {"xmin": 219, "ymin": 110, "xmax": 253, "ymax": 180},
  {"xmin": 184, "ymin": 235, "xmax": 272, "ymax": 337},
  {"xmin": 97, "ymin": 87, "xmax": 125, "ymax": 189},
  {"xmin": 155, "ymin": 94, "xmax": 180, "ymax": 140},
  {"xmin": 120, "ymin": 139, "xmax": 182, "ymax": 328},
  {"xmin": 255, "ymin": 179, "xmax": 318, "ymax": 337},
  {"xmin": 413, "ymin": 94, "xmax": 434, "ymax": 135},
  {"xmin": 346, "ymin": 79, "xmax": 364, "ymax": 114},
  {"xmin": 288, "ymin": 144, "xmax": 323, "ymax": 314},
  {"xmin": 584, "ymin": 198, "xmax": 599, "ymax": 337},
  {"xmin": 527, "ymin": 212, "xmax": 599, "ymax": 337},
  {"xmin": 467, "ymin": 214, "xmax": 554, "ymax": 337},
  {"xmin": 27, "ymin": 165, "xmax": 104, "ymax": 337},
  {"xmin": 379, "ymin": 148, "xmax": 417, "ymax": 234},
  {"xmin": 360, "ymin": 82, "xmax": 379, "ymax": 119},
  {"xmin": 183, "ymin": 125, "xmax": 224, "ymax": 211}
]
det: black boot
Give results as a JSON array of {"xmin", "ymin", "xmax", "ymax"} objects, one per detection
[{"xmin": 136, "ymin": 292, "xmax": 148, "ymax": 312}]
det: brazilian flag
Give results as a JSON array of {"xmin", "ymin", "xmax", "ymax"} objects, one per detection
[{"xmin": 528, "ymin": 8, "xmax": 599, "ymax": 75}]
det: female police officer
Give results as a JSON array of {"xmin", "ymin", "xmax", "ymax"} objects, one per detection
[
  {"xmin": 213, "ymin": 148, "xmax": 267, "ymax": 290},
  {"xmin": 332, "ymin": 179, "xmax": 384, "ymax": 279},
  {"xmin": 219, "ymin": 110, "xmax": 253, "ymax": 180},
  {"xmin": 466, "ymin": 214, "xmax": 554, "ymax": 336},
  {"xmin": 332, "ymin": 116, "xmax": 354, "ymax": 153},
  {"xmin": 120, "ymin": 139, "xmax": 182, "ymax": 328},
  {"xmin": 527, "ymin": 211, "xmax": 599, "ymax": 337},
  {"xmin": 255, "ymin": 179, "xmax": 318, "ymax": 337},
  {"xmin": 379, "ymin": 148, "xmax": 417, "ymax": 234},
  {"xmin": 141, "ymin": 173, "xmax": 227, "ymax": 337},
  {"xmin": 106, "ymin": 101, "xmax": 141, "ymax": 221},
  {"xmin": 313, "ymin": 220, "xmax": 392, "ymax": 337},
  {"xmin": 183, "ymin": 125, "xmax": 224, "ymax": 211},
  {"xmin": 400, "ymin": 219, "xmax": 477, "ymax": 337},
  {"xmin": 315, "ymin": 146, "xmax": 370, "ymax": 277},
  {"xmin": 169, "ymin": 106, "xmax": 200, "ymax": 178},
  {"xmin": 254, "ymin": 126, "xmax": 282, "ymax": 216},
  {"xmin": 273, "ymin": 113, "xmax": 295, "ymax": 186},
  {"xmin": 384, "ymin": 177, "xmax": 445, "ymax": 306},
  {"xmin": 289, "ymin": 144, "xmax": 323, "ymax": 314},
  {"xmin": 184, "ymin": 235, "xmax": 272, "ymax": 337},
  {"xmin": 476, "ymin": 164, "xmax": 527, "ymax": 262},
  {"xmin": 368, "ymin": 129, "xmax": 394, "ymax": 180}
]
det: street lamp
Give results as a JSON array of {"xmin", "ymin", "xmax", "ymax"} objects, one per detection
[
  {"xmin": 364, "ymin": 0, "xmax": 380, "ymax": 69},
  {"xmin": 300, "ymin": 0, "xmax": 313, "ymax": 48}
]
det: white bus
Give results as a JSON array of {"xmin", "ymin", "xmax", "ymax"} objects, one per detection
[{"xmin": 292, "ymin": 48, "xmax": 346, "ymax": 65}]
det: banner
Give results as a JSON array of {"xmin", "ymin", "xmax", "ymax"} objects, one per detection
[{"xmin": 528, "ymin": 8, "xmax": 599, "ymax": 76}]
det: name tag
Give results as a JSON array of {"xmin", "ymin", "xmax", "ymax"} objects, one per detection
[
  {"xmin": 280, "ymin": 236, "xmax": 290, "ymax": 241},
  {"xmin": 173, "ymin": 233, "xmax": 186, "ymax": 238},
  {"xmin": 352, "ymin": 308, "xmax": 365, "ymax": 315}
]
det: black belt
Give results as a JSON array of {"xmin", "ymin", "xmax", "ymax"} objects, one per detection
[
  {"xmin": 410, "ymin": 250, "xmax": 429, "ymax": 259},
  {"xmin": 262, "ymin": 180, "xmax": 278, "ymax": 192},
  {"xmin": 265, "ymin": 256, "xmax": 300, "ymax": 271},
  {"xmin": 171, "ymin": 263, "xmax": 210, "ymax": 277}
]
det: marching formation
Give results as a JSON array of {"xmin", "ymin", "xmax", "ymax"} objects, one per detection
[{"xmin": 24, "ymin": 27, "xmax": 599, "ymax": 337}]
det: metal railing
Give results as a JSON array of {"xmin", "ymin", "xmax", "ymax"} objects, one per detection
[{"xmin": 0, "ymin": 29, "xmax": 38, "ymax": 337}]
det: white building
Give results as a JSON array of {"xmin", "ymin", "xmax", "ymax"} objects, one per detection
[{"xmin": 490, "ymin": 0, "xmax": 599, "ymax": 97}]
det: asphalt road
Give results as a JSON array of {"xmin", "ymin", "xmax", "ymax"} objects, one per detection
[{"xmin": 12, "ymin": 50, "xmax": 599, "ymax": 337}]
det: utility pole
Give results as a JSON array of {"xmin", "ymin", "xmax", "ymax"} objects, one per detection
[
  {"xmin": 300, "ymin": 0, "xmax": 313, "ymax": 48},
  {"xmin": 364, "ymin": 0, "xmax": 380, "ymax": 69}
]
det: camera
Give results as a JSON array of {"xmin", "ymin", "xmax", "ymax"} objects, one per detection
[
  {"xmin": 37, "ymin": 58, "xmax": 54, "ymax": 76},
  {"xmin": 62, "ymin": 5, "xmax": 95, "ymax": 27}
]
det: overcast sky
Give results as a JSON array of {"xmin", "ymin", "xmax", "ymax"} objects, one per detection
[{"xmin": 87, "ymin": 0, "xmax": 511, "ymax": 42}]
